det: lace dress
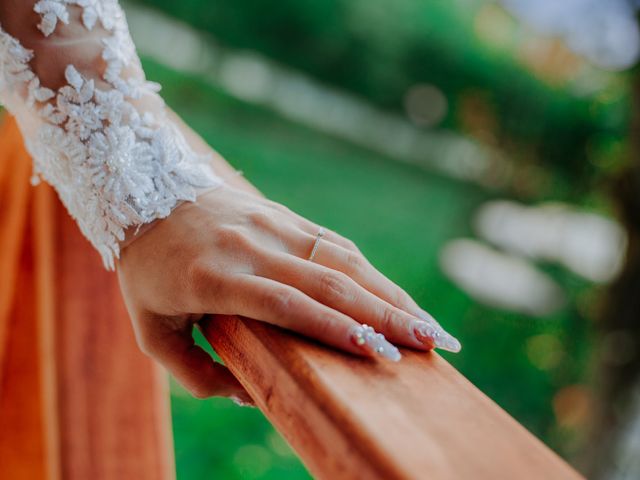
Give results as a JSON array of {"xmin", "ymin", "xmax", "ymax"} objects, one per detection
[{"xmin": 0, "ymin": 0, "xmax": 223, "ymax": 269}]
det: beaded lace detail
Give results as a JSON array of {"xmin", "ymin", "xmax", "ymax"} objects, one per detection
[{"xmin": 0, "ymin": 0, "xmax": 222, "ymax": 269}]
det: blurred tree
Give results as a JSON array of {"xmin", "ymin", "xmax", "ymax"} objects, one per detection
[
  {"xmin": 133, "ymin": 0, "xmax": 613, "ymax": 196},
  {"xmin": 580, "ymin": 64, "xmax": 640, "ymax": 479}
]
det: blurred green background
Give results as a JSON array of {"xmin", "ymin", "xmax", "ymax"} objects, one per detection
[{"xmin": 123, "ymin": 0, "xmax": 637, "ymax": 478}]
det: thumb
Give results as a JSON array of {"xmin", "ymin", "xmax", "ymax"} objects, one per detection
[{"xmin": 138, "ymin": 314, "xmax": 253, "ymax": 403}]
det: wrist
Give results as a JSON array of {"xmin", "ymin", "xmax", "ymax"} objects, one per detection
[{"xmin": 117, "ymin": 181, "xmax": 229, "ymax": 257}]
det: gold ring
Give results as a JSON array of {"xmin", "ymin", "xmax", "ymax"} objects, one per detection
[{"xmin": 307, "ymin": 227, "xmax": 325, "ymax": 261}]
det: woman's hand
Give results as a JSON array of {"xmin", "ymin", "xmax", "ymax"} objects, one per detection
[{"xmin": 116, "ymin": 183, "xmax": 460, "ymax": 402}]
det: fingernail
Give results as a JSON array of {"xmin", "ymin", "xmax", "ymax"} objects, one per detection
[
  {"xmin": 231, "ymin": 395, "xmax": 256, "ymax": 408},
  {"xmin": 415, "ymin": 311, "xmax": 462, "ymax": 353},
  {"xmin": 417, "ymin": 309, "xmax": 442, "ymax": 328},
  {"xmin": 351, "ymin": 324, "xmax": 402, "ymax": 362}
]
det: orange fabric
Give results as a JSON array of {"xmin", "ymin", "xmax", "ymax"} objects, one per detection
[
  {"xmin": 0, "ymin": 115, "xmax": 175, "ymax": 480},
  {"xmin": 0, "ymin": 118, "xmax": 31, "ymax": 372},
  {"xmin": 0, "ymin": 207, "xmax": 50, "ymax": 479}
]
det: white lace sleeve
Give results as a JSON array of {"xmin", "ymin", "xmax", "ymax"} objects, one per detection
[{"xmin": 0, "ymin": 0, "xmax": 223, "ymax": 269}]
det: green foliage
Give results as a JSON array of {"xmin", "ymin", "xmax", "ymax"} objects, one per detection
[{"xmin": 172, "ymin": 383, "xmax": 311, "ymax": 480}]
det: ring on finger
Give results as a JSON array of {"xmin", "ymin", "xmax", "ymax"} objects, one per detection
[{"xmin": 307, "ymin": 227, "xmax": 325, "ymax": 262}]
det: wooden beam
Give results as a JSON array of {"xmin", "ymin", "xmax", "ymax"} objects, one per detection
[{"xmin": 203, "ymin": 316, "xmax": 583, "ymax": 480}]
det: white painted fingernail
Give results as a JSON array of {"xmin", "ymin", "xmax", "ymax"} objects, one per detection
[
  {"xmin": 415, "ymin": 311, "xmax": 462, "ymax": 353},
  {"xmin": 351, "ymin": 323, "xmax": 402, "ymax": 362},
  {"xmin": 418, "ymin": 309, "xmax": 442, "ymax": 327}
]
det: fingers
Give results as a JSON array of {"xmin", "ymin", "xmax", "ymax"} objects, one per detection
[
  {"xmin": 220, "ymin": 274, "xmax": 402, "ymax": 361},
  {"xmin": 136, "ymin": 314, "xmax": 254, "ymax": 403},
  {"xmin": 255, "ymin": 249, "xmax": 433, "ymax": 349},
  {"xmin": 257, "ymin": 203, "xmax": 432, "ymax": 324},
  {"xmin": 277, "ymin": 206, "xmax": 359, "ymax": 252},
  {"xmin": 283, "ymin": 226, "xmax": 461, "ymax": 352}
]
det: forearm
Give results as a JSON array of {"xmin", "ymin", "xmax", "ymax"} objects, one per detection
[{"xmin": 166, "ymin": 108, "xmax": 263, "ymax": 198}]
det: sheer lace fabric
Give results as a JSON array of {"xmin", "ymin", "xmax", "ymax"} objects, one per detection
[{"xmin": 0, "ymin": 0, "xmax": 222, "ymax": 269}]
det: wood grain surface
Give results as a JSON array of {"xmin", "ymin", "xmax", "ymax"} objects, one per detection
[{"xmin": 204, "ymin": 315, "xmax": 584, "ymax": 480}]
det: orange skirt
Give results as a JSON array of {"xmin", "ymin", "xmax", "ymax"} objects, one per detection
[{"xmin": 0, "ymin": 116, "xmax": 174, "ymax": 480}]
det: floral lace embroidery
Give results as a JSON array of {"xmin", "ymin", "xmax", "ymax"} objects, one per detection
[
  {"xmin": 0, "ymin": 0, "xmax": 222, "ymax": 269},
  {"xmin": 34, "ymin": 0, "xmax": 121, "ymax": 36}
]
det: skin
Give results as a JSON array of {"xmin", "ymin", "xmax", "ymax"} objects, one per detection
[{"xmin": 1, "ymin": 0, "xmax": 457, "ymax": 405}]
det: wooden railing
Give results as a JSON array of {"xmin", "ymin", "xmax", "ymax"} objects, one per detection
[
  {"xmin": 204, "ymin": 316, "xmax": 584, "ymax": 480},
  {"xmin": 1, "ymin": 114, "xmax": 584, "ymax": 479}
]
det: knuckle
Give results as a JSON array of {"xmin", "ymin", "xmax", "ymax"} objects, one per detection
[
  {"xmin": 247, "ymin": 209, "xmax": 275, "ymax": 229},
  {"xmin": 395, "ymin": 290, "xmax": 411, "ymax": 309},
  {"xmin": 344, "ymin": 250, "xmax": 365, "ymax": 273},
  {"xmin": 189, "ymin": 385, "xmax": 212, "ymax": 399},
  {"xmin": 306, "ymin": 312, "xmax": 337, "ymax": 338},
  {"xmin": 270, "ymin": 201, "xmax": 292, "ymax": 214},
  {"xmin": 131, "ymin": 313, "xmax": 160, "ymax": 358},
  {"xmin": 186, "ymin": 263, "xmax": 226, "ymax": 311},
  {"xmin": 187, "ymin": 262, "xmax": 216, "ymax": 298},
  {"xmin": 393, "ymin": 288, "xmax": 413, "ymax": 309},
  {"xmin": 187, "ymin": 261, "xmax": 212, "ymax": 285},
  {"xmin": 344, "ymin": 238, "xmax": 360, "ymax": 252},
  {"xmin": 380, "ymin": 306, "xmax": 405, "ymax": 331},
  {"xmin": 135, "ymin": 332, "xmax": 155, "ymax": 358},
  {"xmin": 265, "ymin": 288, "xmax": 297, "ymax": 313},
  {"xmin": 214, "ymin": 225, "xmax": 254, "ymax": 251},
  {"xmin": 319, "ymin": 271, "xmax": 352, "ymax": 302},
  {"xmin": 214, "ymin": 225, "xmax": 240, "ymax": 246},
  {"xmin": 318, "ymin": 314, "xmax": 338, "ymax": 336}
]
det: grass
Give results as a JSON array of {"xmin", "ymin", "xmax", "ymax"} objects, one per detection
[{"xmin": 143, "ymin": 58, "xmax": 595, "ymax": 479}]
